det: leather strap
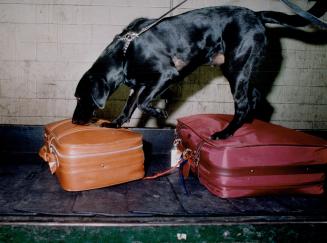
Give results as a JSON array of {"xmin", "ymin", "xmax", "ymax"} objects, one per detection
[
  {"xmin": 143, "ymin": 148, "xmax": 192, "ymax": 179},
  {"xmin": 280, "ymin": 0, "xmax": 327, "ymax": 29},
  {"xmin": 143, "ymin": 158, "xmax": 183, "ymax": 179}
]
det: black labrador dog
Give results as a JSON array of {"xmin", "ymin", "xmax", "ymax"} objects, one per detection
[{"xmin": 72, "ymin": 2, "xmax": 326, "ymax": 139}]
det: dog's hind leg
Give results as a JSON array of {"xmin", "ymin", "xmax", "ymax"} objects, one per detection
[
  {"xmin": 211, "ymin": 36, "xmax": 265, "ymax": 140},
  {"xmin": 211, "ymin": 70, "xmax": 253, "ymax": 139}
]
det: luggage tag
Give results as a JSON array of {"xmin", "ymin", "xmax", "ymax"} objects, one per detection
[
  {"xmin": 171, "ymin": 139, "xmax": 182, "ymax": 167},
  {"xmin": 144, "ymin": 140, "xmax": 192, "ymax": 179}
]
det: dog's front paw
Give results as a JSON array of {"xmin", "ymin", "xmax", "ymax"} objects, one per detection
[{"xmin": 210, "ymin": 131, "xmax": 232, "ymax": 140}]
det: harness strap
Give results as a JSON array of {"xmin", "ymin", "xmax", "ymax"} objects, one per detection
[{"xmin": 119, "ymin": 0, "xmax": 188, "ymax": 56}]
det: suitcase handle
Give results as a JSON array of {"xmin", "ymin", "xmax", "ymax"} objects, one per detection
[
  {"xmin": 38, "ymin": 143, "xmax": 59, "ymax": 174},
  {"xmin": 47, "ymin": 144, "xmax": 59, "ymax": 174}
]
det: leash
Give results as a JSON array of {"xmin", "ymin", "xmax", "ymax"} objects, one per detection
[
  {"xmin": 119, "ymin": 0, "xmax": 188, "ymax": 55},
  {"xmin": 144, "ymin": 140, "xmax": 200, "ymax": 195},
  {"xmin": 280, "ymin": 0, "xmax": 327, "ymax": 29}
]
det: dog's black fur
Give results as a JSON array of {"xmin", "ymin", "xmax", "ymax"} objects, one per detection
[{"xmin": 73, "ymin": 2, "xmax": 326, "ymax": 139}]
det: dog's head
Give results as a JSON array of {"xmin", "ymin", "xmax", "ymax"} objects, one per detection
[
  {"xmin": 72, "ymin": 38, "xmax": 127, "ymax": 125},
  {"xmin": 72, "ymin": 72, "xmax": 110, "ymax": 125}
]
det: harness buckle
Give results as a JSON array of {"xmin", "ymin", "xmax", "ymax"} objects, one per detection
[{"xmin": 119, "ymin": 32, "xmax": 139, "ymax": 55}]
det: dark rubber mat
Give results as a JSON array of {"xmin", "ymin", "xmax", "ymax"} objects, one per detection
[
  {"xmin": 73, "ymin": 184, "xmax": 129, "ymax": 216},
  {"xmin": 1, "ymin": 154, "xmax": 327, "ymax": 220}
]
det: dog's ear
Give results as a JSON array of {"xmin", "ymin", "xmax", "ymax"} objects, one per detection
[{"xmin": 91, "ymin": 76, "xmax": 109, "ymax": 109}]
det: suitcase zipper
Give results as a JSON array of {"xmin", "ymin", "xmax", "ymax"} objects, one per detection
[
  {"xmin": 49, "ymin": 144, "xmax": 143, "ymax": 159},
  {"xmin": 176, "ymin": 123, "xmax": 327, "ymax": 148}
]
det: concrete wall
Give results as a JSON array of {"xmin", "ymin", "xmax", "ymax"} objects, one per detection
[{"xmin": 0, "ymin": 0, "xmax": 326, "ymax": 129}]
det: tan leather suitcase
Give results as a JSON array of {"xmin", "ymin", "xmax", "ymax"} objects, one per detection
[{"xmin": 39, "ymin": 119, "xmax": 144, "ymax": 191}]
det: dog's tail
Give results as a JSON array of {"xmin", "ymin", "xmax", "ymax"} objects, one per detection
[{"xmin": 258, "ymin": 0, "xmax": 327, "ymax": 29}]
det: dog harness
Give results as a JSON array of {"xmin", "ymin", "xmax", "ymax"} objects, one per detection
[{"xmin": 119, "ymin": 0, "xmax": 188, "ymax": 56}]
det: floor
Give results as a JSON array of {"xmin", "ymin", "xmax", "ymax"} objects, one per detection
[{"xmin": 1, "ymin": 152, "xmax": 327, "ymax": 224}]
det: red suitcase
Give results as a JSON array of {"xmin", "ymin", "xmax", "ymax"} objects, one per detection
[{"xmin": 176, "ymin": 114, "xmax": 327, "ymax": 198}]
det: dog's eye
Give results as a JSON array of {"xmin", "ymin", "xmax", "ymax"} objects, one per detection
[{"xmin": 76, "ymin": 97, "xmax": 81, "ymax": 102}]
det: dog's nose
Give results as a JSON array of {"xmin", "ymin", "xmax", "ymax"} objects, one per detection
[
  {"xmin": 72, "ymin": 114, "xmax": 92, "ymax": 125},
  {"xmin": 72, "ymin": 115, "xmax": 89, "ymax": 124},
  {"xmin": 72, "ymin": 112, "xmax": 87, "ymax": 125},
  {"xmin": 72, "ymin": 118, "xmax": 82, "ymax": 125},
  {"xmin": 72, "ymin": 101, "xmax": 95, "ymax": 125}
]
